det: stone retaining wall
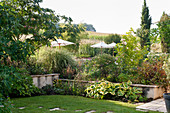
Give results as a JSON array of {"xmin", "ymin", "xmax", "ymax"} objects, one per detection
[
  {"xmin": 130, "ymin": 84, "xmax": 167, "ymax": 99},
  {"xmin": 31, "ymin": 76, "xmax": 168, "ymax": 99},
  {"xmin": 31, "ymin": 73, "xmax": 59, "ymax": 88},
  {"xmin": 58, "ymin": 79, "xmax": 167, "ymax": 99}
]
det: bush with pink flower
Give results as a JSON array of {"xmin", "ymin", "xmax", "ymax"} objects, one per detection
[{"xmin": 115, "ymin": 29, "xmax": 148, "ymax": 75}]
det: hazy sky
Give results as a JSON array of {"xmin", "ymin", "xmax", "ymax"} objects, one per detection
[{"xmin": 40, "ymin": 0, "xmax": 170, "ymax": 34}]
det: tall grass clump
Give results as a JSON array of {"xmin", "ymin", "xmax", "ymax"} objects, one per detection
[
  {"xmin": 78, "ymin": 44, "xmax": 101, "ymax": 57},
  {"xmin": 27, "ymin": 46, "xmax": 77, "ymax": 78}
]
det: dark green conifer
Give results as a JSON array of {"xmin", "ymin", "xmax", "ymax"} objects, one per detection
[
  {"xmin": 158, "ymin": 12, "xmax": 170, "ymax": 53},
  {"xmin": 137, "ymin": 0, "xmax": 152, "ymax": 51}
]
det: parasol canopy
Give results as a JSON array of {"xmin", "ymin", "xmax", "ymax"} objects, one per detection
[
  {"xmin": 108, "ymin": 42, "xmax": 116, "ymax": 48},
  {"xmin": 91, "ymin": 42, "xmax": 110, "ymax": 54},
  {"xmin": 51, "ymin": 39, "xmax": 74, "ymax": 49},
  {"xmin": 107, "ymin": 42, "xmax": 116, "ymax": 56}
]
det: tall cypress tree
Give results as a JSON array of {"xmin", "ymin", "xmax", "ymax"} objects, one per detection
[{"xmin": 137, "ymin": 0, "xmax": 152, "ymax": 51}]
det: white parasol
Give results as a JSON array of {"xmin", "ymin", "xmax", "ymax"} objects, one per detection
[
  {"xmin": 107, "ymin": 42, "xmax": 116, "ymax": 56},
  {"xmin": 51, "ymin": 39, "xmax": 74, "ymax": 49},
  {"xmin": 91, "ymin": 42, "xmax": 109, "ymax": 54},
  {"xmin": 108, "ymin": 42, "xmax": 116, "ymax": 48}
]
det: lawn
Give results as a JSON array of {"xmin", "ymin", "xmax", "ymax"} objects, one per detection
[{"xmin": 11, "ymin": 95, "xmax": 159, "ymax": 113}]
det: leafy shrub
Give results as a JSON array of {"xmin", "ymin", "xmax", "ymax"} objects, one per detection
[
  {"xmin": 41, "ymin": 85, "xmax": 56, "ymax": 95},
  {"xmin": 0, "ymin": 65, "xmax": 40, "ymax": 113},
  {"xmin": 81, "ymin": 54, "xmax": 118, "ymax": 81},
  {"xmin": 61, "ymin": 65, "xmax": 76, "ymax": 79},
  {"xmin": 117, "ymin": 73, "xmax": 132, "ymax": 82},
  {"xmin": 0, "ymin": 66, "xmax": 13, "ymax": 113},
  {"xmin": 0, "ymin": 94, "xmax": 12, "ymax": 113},
  {"xmin": 53, "ymin": 79, "xmax": 87, "ymax": 96},
  {"xmin": 11, "ymin": 68, "xmax": 39, "ymax": 97},
  {"xmin": 0, "ymin": 65, "xmax": 39, "ymax": 98},
  {"xmin": 85, "ymin": 80, "xmax": 143, "ymax": 102},
  {"xmin": 136, "ymin": 59, "xmax": 169, "ymax": 90},
  {"xmin": 27, "ymin": 46, "xmax": 77, "ymax": 78},
  {"xmin": 116, "ymin": 30, "xmax": 148, "ymax": 74},
  {"xmin": 147, "ymin": 52, "xmax": 170, "ymax": 80},
  {"xmin": 162, "ymin": 54, "xmax": 170, "ymax": 82}
]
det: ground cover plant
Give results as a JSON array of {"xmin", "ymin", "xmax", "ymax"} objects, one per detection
[
  {"xmin": 11, "ymin": 95, "xmax": 159, "ymax": 113},
  {"xmin": 85, "ymin": 80, "xmax": 144, "ymax": 103}
]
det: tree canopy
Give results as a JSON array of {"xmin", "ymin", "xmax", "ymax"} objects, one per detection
[
  {"xmin": 0, "ymin": 0, "xmax": 84, "ymax": 64},
  {"xmin": 83, "ymin": 23, "xmax": 96, "ymax": 32},
  {"xmin": 104, "ymin": 34, "xmax": 121, "ymax": 44}
]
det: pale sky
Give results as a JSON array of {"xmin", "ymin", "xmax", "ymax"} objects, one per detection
[{"xmin": 40, "ymin": 0, "xmax": 170, "ymax": 34}]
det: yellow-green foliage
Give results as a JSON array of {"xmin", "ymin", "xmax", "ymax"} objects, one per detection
[
  {"xmin": 85, "ymin": 80, "xmax": 143, "ymax": 102},
  {"xmin": 116, "ymin": 30, "xmax": 148, "ymax": 74}
]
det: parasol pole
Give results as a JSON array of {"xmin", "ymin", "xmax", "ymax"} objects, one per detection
[
  {"xmin": 101, "ymin": 47, "xmax": 102, "ymax": 54},
  {"xmin": 59, "ymin": 43, "xmax": 61, "ymax": 50}
]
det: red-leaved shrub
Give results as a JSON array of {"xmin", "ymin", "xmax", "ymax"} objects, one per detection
[{"xmin": 136, "ymin": 59, "xmax": 169, "ymax": 90}]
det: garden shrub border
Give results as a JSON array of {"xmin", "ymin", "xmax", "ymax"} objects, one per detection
[
  {"xmin": 31, "ymin": 76, "xmax": 169, "ymax": 100},
  {"xmin": 56, "ymin": 79, "xmax": 169, "ymax": 99}
]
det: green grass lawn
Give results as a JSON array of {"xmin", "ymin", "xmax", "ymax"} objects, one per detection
[{"xmin": 11, "ymin": 95, "xmax": 159, "ymax": 113}]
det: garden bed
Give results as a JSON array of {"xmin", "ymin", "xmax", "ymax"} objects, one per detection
[
  {"xmin": 31, "ymin": 75, "xmax": 168, "ymax": 99},
  {"xmin": 56, "ymin": 79, "xmax": 168, "ymax": 99}
]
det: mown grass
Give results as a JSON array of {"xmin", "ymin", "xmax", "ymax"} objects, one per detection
[{"xmin": 11, "ymin": 95, "xmax": 159, "ymax": 113}]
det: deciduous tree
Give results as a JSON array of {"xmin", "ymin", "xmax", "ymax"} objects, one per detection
[{"xmin": 0, "ymin": 0, "xmax": 83, "ymax": 64}]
